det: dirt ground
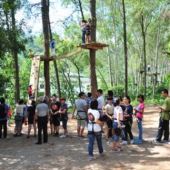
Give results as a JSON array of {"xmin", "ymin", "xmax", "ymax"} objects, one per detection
[{"xmin": 0, "ymin": 106, "xmax": 170, "ymax": 170}]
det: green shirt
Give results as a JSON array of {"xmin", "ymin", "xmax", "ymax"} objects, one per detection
[{"xmin": 161, "ymin": 97, "xmax": 170, "ymax": 120}]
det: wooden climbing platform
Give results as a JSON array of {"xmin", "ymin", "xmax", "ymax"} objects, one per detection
[
  {"xmin": 29, "ymin": 56, "xmax": 41, "ymax": 100},
  {"xmin": 77, "ymin": 42, "xmax": 109, "ymax": 50}
]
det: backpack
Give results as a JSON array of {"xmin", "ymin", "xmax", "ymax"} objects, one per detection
[
  {"xmin": 88, "ymin": 112, "xmax": 95, "ymax": 121},
  {"xmin": 0, "ymin": 104, "xmax": 6, "ymax": 119}
]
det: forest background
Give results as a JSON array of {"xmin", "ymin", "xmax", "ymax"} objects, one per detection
[{"xmin": 1, "ymin": 0, "xmax": 170, "ymax": 109}]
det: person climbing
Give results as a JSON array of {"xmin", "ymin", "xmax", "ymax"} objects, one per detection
[
  {"xmin": 50, "ymin": 39, "xmax": 56, "ymax": 56},
  {"xmin": 147, "ymin": 64, "xmax": 151, "ymax": 72},
  {"xmin": 28, "ymin": 49, "xmax": 36, "ymax": 58},
  {"xmin": 28, "ymin": 85, "xmax": 33, "ymax": 98},
  {"xmin": 79, "ymin": 20, "xmax": 87, "ymax": 45},
  {"xmin": 85, "ymin": 23, "xmax": 91, "ymax": 44}
]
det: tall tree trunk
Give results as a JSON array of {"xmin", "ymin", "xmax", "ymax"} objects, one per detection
[
  {"xmin": 141, "ymin": 14, "xmax": 146, "ymax": 97},
  {"xmin": 49, "ymin": 21, "xmax": 61, "ymax": 98},
  {"xmin": 42, "ymin": 0, "xmax": 50, "ymax": 96},
  {"xmin": 90, "ymin": 0, "xmax": 97, "ymax": 99},
  {"xmin": 78, "ymin": 0, "xmax": 84, "ymax": 20},
  {"xmin": 153, "ymin": 18, "xmax": 161, "ymax": 98},
  {"xmin": 11, "ymin": 8, "xmax": 20, "ymax": 102},
  {"xmin": 122, "ymin": 0, "xmax": 128, "ymax": 96},
  {"xmin": 107, "ymin": 47, "xmax": 113, "ymax": 86}
]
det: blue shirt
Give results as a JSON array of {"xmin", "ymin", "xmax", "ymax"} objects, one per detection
[
  {"xmin": 0, "ymin": 104, "xmax": 9, "ymax": 121},
  {"xmin": 50, "ymin": 40, "xmax": 55, "ymax": 49}
]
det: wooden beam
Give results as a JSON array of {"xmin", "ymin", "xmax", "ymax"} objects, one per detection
[
  {"xmin": 40, "ymin": 48, "xmax": 82, "ymax": 61},
  {"xmin": 86, "ymin": 45, "xmax": 103, "ymax": 50},
  {"xmin": 56, "ymin": 48, "xmax": 82, "ymax": 60}
]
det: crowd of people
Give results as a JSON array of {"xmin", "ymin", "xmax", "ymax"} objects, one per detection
[{"xmin": 0, "ymin": 88, "xmax": 170, "ymax": 161}]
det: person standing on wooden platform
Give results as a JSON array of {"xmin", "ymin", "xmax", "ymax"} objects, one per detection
[
  {"xmin": 79, "ymin": 20, "xmax": 87, "ymax": 45},
  {"xmin": 50, "ymin": 39, "xmax": 56, "ymax": 56}
]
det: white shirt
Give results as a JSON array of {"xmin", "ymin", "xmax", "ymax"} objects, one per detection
[
  {"xmin": 97, "ymin": 96, "xmax": 104, "ymax": 109},
  {"xmin": 35, "ymin": 103, "xmax": 49, "ymax": 117},
  {"xmin": 114, "ymin": 106, "xmax": 123, "ymax": 122},
  {"xmin": 105, "ymin": 103, "xmax": 114, "ymax": 115},
  {"xmin": 88, "ymin": 109, "xmax": 101, "ymax": 132}
]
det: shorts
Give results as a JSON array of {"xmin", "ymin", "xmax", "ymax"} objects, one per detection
[
  {"xmin": 77, "ymin": 119, "xmax": 86, "ymax": 128},
  {"xmin": 15, "ymin": 120, "xmax": 22, "ymax": 128},
  {"xmin": 106, "ymin": 118, "xmax": 113, "ymax": 129},
  {"xmin": 28, "ymin": 117, "xmax": 34, "ymax": 124},
  {"xmin": 112, "ymin": 122, "xmax": 124, "ymax": 142},
  {"xmin": 53, "ymin": 115, "xmax": 60, "ymax": 126}
]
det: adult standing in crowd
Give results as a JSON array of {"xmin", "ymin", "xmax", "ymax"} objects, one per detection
[
  {"xmin": 34, "ymin": 96, "xmax": 49, "ymax": 145},
  {"xmin": 86, "ymin": 92, "xmax": 93, "ymax": 109},
  {"xmin": 97, "ymin": 89, "xmax": 104, "ymax": 110},
  {"xmin": 86, "ymin": 92, "xmax": 93, "ymax": 125},
  {"xmin": 121, "ymin": 96, "xmax": 134, "ymax": 145},
  {"xmin": 51, "ymin": 94, "xmax": 61, "ymax": 137},
  {"xmin": 26, "ymin": 100, "xmax": 36, "ymax": 138},
  {"xmin": 56, "ymin": 98, "xmax": 69, "ymax": 138},
  {"xmin": 112, "ymin": 98, "xmax": 124, "ymax": 152},
  {"xmin": 0, "ymin": 98, "xmax": 9, "ymax": 139},
  {"xmin": 88, "ymin": 100, "xmax": 105, "ymax": 161},
  {"xmin": 97, "ymin": 89, "xmax": 104, "ymax": 133},
  {"xmin": 152, "ymin": 89, "xmax": 170, "ymax": 144},
  {"xmin": 72, "ymin": 92, "xmax": 87, "ymax": 138},
  {"xmin": 7, "ymin": 106, "xmax": 12, "ymax": 127},
  {"xmin": 14, "ymin": 99, "xmax": 25, "ymax": 137},
  {"xmin": 105, "ymin": 97, "xmax": 114, "ymax": 144}
]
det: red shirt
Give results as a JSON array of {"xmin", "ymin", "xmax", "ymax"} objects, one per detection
[{"xmin": 28, "ymin": 87, "xmax": 32, "ymax": 95}]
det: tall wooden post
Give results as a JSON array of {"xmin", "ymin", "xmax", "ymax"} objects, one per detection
[
  {"xmin": 41, "ymin": 0, "xmax": 50, "ymax": 96},
  {"xmin": 11, "ymin": 8, "xmax": 20, "ymax": 102},
  {"xmin": 122, "ymin": 0, "xmax": 128, "ymax": 96},
  {"xmin": 90, "ymin": 0, "xmax": 97, "ymax": 99},
  {"xmin": 49, "ymin": 21, "xmax": 61, "ymax": 99}
]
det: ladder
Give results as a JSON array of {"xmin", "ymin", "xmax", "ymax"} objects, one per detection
[{"xmin": 29, "ymin": 56, "xmax": 41, "ymax": 100}]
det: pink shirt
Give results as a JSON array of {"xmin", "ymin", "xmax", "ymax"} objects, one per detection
[{"xmin": 136, "ymin": 103, "xmax": 145, "ymax": 119}]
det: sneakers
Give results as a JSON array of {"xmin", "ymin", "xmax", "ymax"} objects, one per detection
[
  {"xmin": 80, "ymin": 135, "xmax": 85, "ymax": 138},
  {"xmin": 112, "ymin": 148, "xmax": 120, "ymax": 152},
  {"xmin": 130, "ymin": 140, "xmax": 134, "ymax": 144},
  {"xmin": 120, "ymin": 141, "xmax": 127, "ymax": 145},
  {"xmin": 88, "ymin": 156, "xmax": 96, "ymax": 161},
  {"xmin": 106, "ymin": 138, "xmax": 110, "ymax": 145},
  {"xmin": 54, "ymin": 132, "xmax": 59, "ymax": 137},
  {"xmin": 134, "ymin": 138, "xmax": 142, "ymax": 144},
  {"xmin": 100, "ymin": 150, "xmax": 106, "ymax": 156},
  {"xmin": 151, "ymin": 139, "xmax": 161, "ymax": 144},
  {"xmin": 60, "ymin": 134, "xmax": 66, "ymax": 138},
  {"xmin": 161, "ymin": 140, "xmax": 169, "ymax": 144}
]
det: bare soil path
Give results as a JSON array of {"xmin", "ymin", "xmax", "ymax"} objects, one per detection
[{"xmin": 0, "ymin": 107, "xmax": 170, "ymax": 170}]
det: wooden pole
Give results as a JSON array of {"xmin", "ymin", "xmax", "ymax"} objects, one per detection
[
  {"xmin": 90, "ymin": 0, "xmax": 97, "ymax": 99},
  {"xmin": 41, "ymin": 0, "xmax": 50, "ymax": 97},
  {"xmin": 122, "ymin": 0, "xmax": 128, "ymax": 96}
]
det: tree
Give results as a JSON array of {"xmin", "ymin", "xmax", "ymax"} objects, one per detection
[
  {"xmin": 41, "ymin": 0, "xmax": 50, "ymax": 96},
  {"xmin": 122, "ymin": 0, "xmax": 128, "ymax": 96},
  {"xmin": 89, "ymin": 0, "xmax": 97, "ymax": 99}
]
